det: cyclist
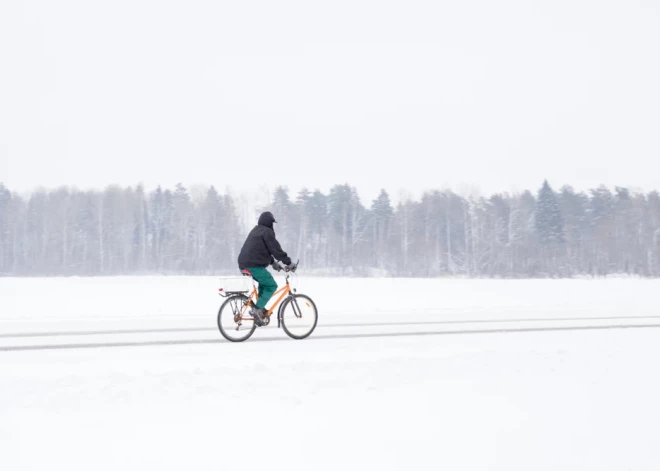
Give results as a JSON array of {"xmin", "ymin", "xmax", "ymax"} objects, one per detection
[{"xmin": 238, "ymin": 211, "xmax": 294, "ymax": 326}]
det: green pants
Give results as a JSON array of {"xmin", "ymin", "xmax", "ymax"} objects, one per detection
[{"xmin": 246, "ymin": 267, "xmax": 278, "ymax": 310}]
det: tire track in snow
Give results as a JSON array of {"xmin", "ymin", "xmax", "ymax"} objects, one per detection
[
  {"xmin": 0, "ymin": 327, "xmax": 211, "ymax": 338},
  {"xmin": 2, "ymin": 322, "xmax": 660, "ymax": 352},
  {"xmin": 2, "ymin": 315, "xmax": 660, "ymax": 338}
]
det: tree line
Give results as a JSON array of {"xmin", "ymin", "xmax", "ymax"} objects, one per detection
[{"xmin": 1, "ymin": 181, "xmax": 659, "ymax": 277}]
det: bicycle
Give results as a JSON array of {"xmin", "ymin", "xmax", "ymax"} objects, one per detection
[{"xmin": 216, "ymin": 261, "xmax": 318, "ymax": 342}]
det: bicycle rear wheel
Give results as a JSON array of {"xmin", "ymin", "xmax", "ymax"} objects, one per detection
[
  {"xmin": 218, "ymin": 294, "xmax": 256, "ymax": 342},
  {"xmin": 280, "ymin": 294, "xmax": 318, "ymax": 340}
]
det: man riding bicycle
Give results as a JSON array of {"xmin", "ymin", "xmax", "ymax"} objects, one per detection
[{"xmin": 238, "ymin": 211, "xmax": 295, "ymax": 326}]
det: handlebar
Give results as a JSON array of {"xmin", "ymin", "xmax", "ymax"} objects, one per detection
[{"xmin": 273, "ymin": 259, "xmax": 299, "ymax": 273}]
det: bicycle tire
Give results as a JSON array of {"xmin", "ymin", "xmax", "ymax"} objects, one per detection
[
  {"xmin": 217, "ymin": 294, "xmax": 256, "ymax": 342},
  {"xmin": 280, "ymin": 294, "xmax": 318, "ymax": 340}
]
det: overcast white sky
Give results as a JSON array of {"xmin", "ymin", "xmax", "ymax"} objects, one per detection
[{"xmin": 1, "ymin": 0, "xmax": 659, "ymax": 203}]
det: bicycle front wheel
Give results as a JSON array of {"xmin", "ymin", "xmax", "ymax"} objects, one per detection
[
  {"xmin": 280, "ymin": 294, "xmax": 318, "ymax": 340},
  {"xmin": 218, "ymin": 294, "xmax": 256, "ymax": 342}
]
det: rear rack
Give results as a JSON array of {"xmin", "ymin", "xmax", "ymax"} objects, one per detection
[
  {"xmin": 217, "ymin": 276, "xmax": 252, "ymax": 297},
  {"xmin": 219, "ymin": 290, "xmax": 250, "ymax": 298}
]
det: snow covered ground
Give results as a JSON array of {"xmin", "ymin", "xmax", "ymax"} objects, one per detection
[{"xmin": 1, "ymin": 276, "xmax": 660, "ymax": 470}]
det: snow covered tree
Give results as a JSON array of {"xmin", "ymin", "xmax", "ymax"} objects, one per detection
[
  {"xmin": 370, "ymin": 189, "xmax": 394, "ymax": 271},
  {"xmin": 303, "ymin": 189, "xmax": 328, "ymax": 269},
  {"xmin": 646, "ymin": 191, "xmax": 660, "ymax": 276},
  {"xmin": 535, "ymin": 180, "xmax": 564, "ymax": 245},
  {"xmin": 0, "ymin": 184, "xmax": 11, "ymax": 273},
  {"xmin": 558, "ymin": 186, "xmax": 589, "ymax": 275},
  {"xmin": 270, "ymin": 186, "xmax": 294, "ymax": 254},
  {"xmin": 1, "ymin": 181, "xmax": 660, "ymax": 278}
]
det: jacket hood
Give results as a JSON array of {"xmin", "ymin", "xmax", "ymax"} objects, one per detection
[{"xmin": 258, "ymin": 211, "xmax": 277, "ymax": 229}]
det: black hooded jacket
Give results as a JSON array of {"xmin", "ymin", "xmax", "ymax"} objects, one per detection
[{"xmin": 238, "ymin": 212, "xmax": 292, "ymax": 269}]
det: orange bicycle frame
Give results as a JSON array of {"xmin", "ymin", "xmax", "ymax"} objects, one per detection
[{"xmin": 243, "ymin": 283, "xmax": 291, "ymax": 320}]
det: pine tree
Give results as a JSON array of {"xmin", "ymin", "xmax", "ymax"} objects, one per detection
[
  {"xmin": 370, "ymin": 189, "xmax": 394, "ymax": 270},
  {"xmin": 0, "ymin": 184, "xmax": 11, "ymax": 273},
  {"xmin": 305, "ymin": 190, "xmax": 328, "ymax": 268},
  {"xmin": 270, "ymin": 186, "xmax": 293, "ymax": 252},
  {"xmin": 294, "ymin": 189, "xmax": 311, "ymax": 265},
  {"xmin": 535, "ymin": 180, "xmax": 564, "ymax": 245}
]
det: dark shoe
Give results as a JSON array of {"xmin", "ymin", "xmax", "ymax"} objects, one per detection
[{"xmin": 251, "ymin": 307, "xmax": 265, "ymax": 327}]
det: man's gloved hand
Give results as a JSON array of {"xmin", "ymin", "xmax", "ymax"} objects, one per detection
[
  {"xmin": 271, "ymin": 261, "xmax": 283, "ymax": 272},
  {"xmin": 285, "ymin": 262, "xmax": 297, "ymax": 273}
]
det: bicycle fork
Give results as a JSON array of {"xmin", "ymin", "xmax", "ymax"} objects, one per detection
[{"xmin": 276, "ymin": 294, "xmax": 303, "ymax": 328}]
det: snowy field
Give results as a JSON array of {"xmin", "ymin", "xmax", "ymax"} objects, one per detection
[{"xmin": 2, "ymin": 276, "xmax": 660, "ymax": 470}]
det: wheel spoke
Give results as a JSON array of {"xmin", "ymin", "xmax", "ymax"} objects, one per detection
[
  {"xmin": 218, "ymin": 294, "xmax": 256, "ymax": 342},
  {"xmin": 281, "ymin": 295, "xmax": 318, "ymax": 340}
]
